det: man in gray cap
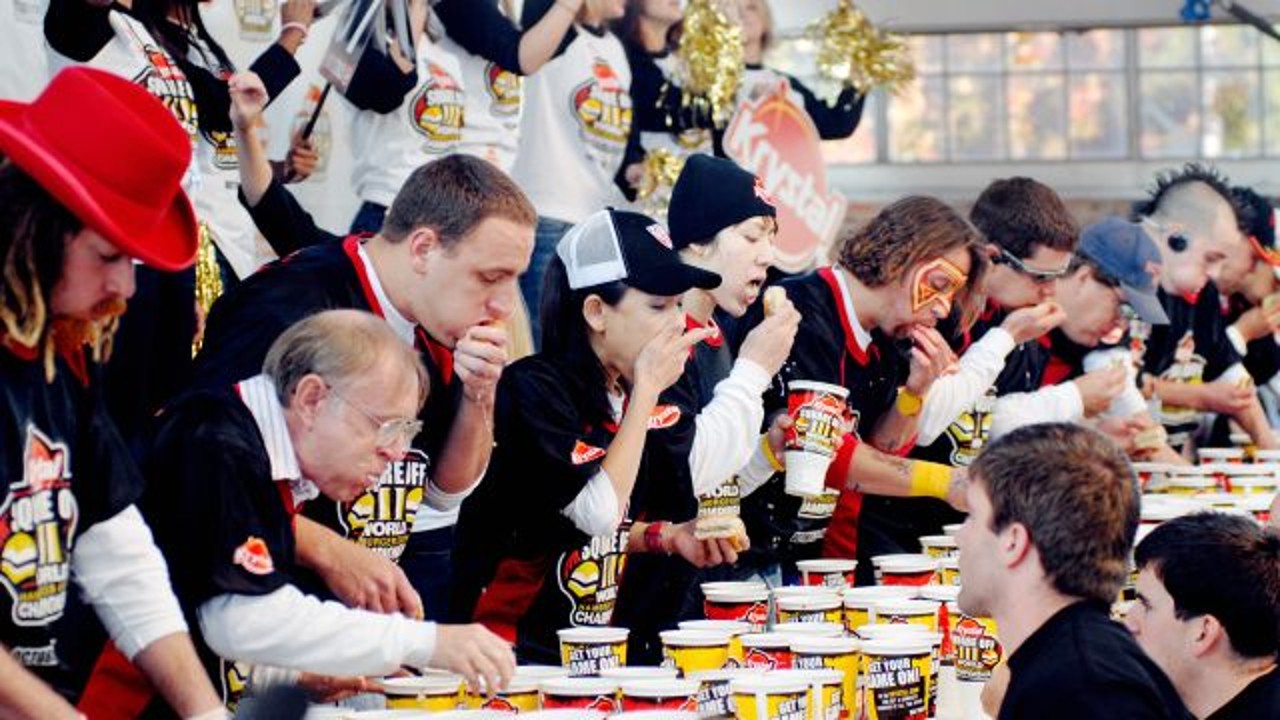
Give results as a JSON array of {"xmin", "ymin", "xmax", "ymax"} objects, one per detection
[{"xmin": 975, "ymin": 216, "xmax": 1182, "ymax": 460}]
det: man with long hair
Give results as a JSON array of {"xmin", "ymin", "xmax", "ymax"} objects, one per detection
[{"xmin": 0, "ymin": 68, "xmax": 222, "ymax": 717}]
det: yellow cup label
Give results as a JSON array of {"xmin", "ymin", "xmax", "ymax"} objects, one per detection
[
  {"xmin": 561, "ymin": 640, "xmax": 627, "ymax": 676},
  {"xmin": 732, "ymin": 689, "xmax": 807, "ymax": 720},
  {"xmin": 387, "ymin": 691, "xmax": 460, "ymax": 711},
  {"xmin": 954, "ymin": 616, "xmax": 1003, "ymax": 683},
  {"xmin": 876, "ymin": 611, "xmax": 937, "ymax": 633},
  {"xmin": 811, "ymin": 683, "xmax": 844, "ymax": 720},
  {"xmin": 862, "ymin": 652, "xmax": 929, "ymax": 720},
  {"xmin": 467, "ymin": 690, "xmax": 539, "ymax": 712},
  {"xmin": 697, "ymin": 677, "xmax": 736, "ymax": 717},
  {"xmin": 663, "ymin": 642, "xmax": 731, "ymax": 676},
  {"xmin": 777, "ymin": 607, "xmax": 843, "ymax": 625},
  {"xmin": 843, "ymin": 608, "xmax": 871, "ymax": 635},
  {"xmin": 795, "ymin": 652, "xmax": 858, "ymax": 720}
]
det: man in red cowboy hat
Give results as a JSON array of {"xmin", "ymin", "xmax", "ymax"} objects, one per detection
[{"xmin": 0, "ymin": 67, "xmax": 224, "ymax": 718}]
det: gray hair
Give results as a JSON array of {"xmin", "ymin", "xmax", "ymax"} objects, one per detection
[{"xmin": 262, "ymin": 309, "xmax": 429, "ymax": 410}]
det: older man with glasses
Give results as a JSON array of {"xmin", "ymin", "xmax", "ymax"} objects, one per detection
[{"xmin": 137, "ymin": 310, "xmax": 515, "ymax": 708}]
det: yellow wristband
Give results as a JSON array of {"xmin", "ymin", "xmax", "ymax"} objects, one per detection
[
  {"xmin": 909, "ymin": 462, "xmax": 952, "ymax": 500},
  {"xmin": 761, "ymin": 434, "xmax": 785, "ymax": 473},
  {"xmin": 896, "ymin": 387, "xmax": 923, "ymax": 417}
]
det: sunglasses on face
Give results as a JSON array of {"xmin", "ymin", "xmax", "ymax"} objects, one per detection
[{"xmin": 996, "ymin": 247, "xmax": 1072, "ymax": 284}]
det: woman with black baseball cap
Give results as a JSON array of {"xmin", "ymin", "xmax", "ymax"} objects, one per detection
[{"xmin": 451, "ymin": 208, "xmax": 745, "ymax": 663}]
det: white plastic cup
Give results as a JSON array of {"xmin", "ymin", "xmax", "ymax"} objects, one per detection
[{"xmin": 783, "ymin": 381, "xmax": 850, "ymax": 497}]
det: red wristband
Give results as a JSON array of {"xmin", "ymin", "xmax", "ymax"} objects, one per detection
[{"xmin": 644, "ymin": 521, "xmax": 669, "ymax": 555}]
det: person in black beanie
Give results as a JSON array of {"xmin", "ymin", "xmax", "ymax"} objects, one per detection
[{"xmin": 612, "ymin": 155, "xmax": 800, "ymax": 657}]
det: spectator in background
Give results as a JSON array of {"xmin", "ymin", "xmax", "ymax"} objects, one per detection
[
  {"xmin": 957, "ymin": 422, "xmax": 1182, "ymax": 712},
  {"xmin": 43, "ymin": 0, "xmax": 317, "ymax": 448},
  {"xmin": 1127, "ymin": 512, "xmax": 1280, "ymax": 719},
  {"xmin": 956, "ymin": 423, "xmax": 1186, "ymax": 719},
  {"xmin": 513, "ymin": 0, "xmax": 632, "ymax": 344}
]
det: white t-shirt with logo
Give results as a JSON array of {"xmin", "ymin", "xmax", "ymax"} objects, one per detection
[
  {"xmin": 200, "ymin": 4, "xmax": 359, "ymax": 237},
  {"xmin": 0, "ymin": 0, "xmax": 50, "ymax": 101},
  {"xmin": 440, "ymin": 33, "xmax": 521, "ymax": 174},
  {"xmin": 348, "ymin": 35, "xmax": 465, "ymax": 208},
  {"xmin": 511, "ymin": 26, "xmax": 631, "ymax": 224},
  {"xmin": 181, "ymin": 33, "xmax": 276, "ymax": 280},
  {"xmin": 46, "ymin": 11, "xmax": 203, "ymax": 194},
  {"xmin": 48, "ymin": 11, "xmax": 272, "ymax": 279}
]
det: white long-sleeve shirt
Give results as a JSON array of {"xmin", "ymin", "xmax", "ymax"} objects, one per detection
[
  {"xmin": 562, "ymin": 359, "xmax": 771, "ymax": 535},
  {"xmin": 197, "ymin": 585, "xmax": 436, "ymax": 677},
  {"xmin": 72, "ymin": 505, "xmax": 190, "ymax": 660},
  {"xmin": 688, "ymin": 359, "xmax": 772, "ymax": 496},
  {"xmin": 916, "ymin": 328, "xmax": 1017, "ymax": 444}
]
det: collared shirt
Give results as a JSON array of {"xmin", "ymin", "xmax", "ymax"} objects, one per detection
[
  {"xmin": 238, "ymin": 374, "xmax": 317, "ymax": 509},
  {"xmin": 356, "ymin": 238, "xmax": 415, "ymax": 346}
]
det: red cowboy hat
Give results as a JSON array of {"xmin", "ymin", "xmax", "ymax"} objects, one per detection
[{"xmin": 0, "ymin": 66, "xmax": 197, "ymax": 271}]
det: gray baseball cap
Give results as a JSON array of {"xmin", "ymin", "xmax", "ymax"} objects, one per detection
[{"xmin": 1079, "ymin": 217, "xmax": 1169, "ymax": 325}]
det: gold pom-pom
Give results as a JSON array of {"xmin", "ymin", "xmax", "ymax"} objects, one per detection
[
  {"xmin": 810, "ymin": 0, "xmax": 915, "ymax": 95},
  {"xmin": 636, "ymin": 148, "xmax": 687, "ymax": 219},
  {"xmin": 675, "ymin": 0, "xmax": 743, "ymax": 127},
  {"xmin": 192, "ymin": 222, "xmax": 224, "ymax": 356}
]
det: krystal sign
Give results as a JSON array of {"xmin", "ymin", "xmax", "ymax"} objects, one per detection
[{"xmin": 724, "ymin": 81, "xmax": 847, "ymax": 272}]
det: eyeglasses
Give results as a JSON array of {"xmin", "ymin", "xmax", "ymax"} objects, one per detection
[
  {"xmin": 326, "ymin": 384, "xmax": 423, "ymax": 451},
  {"xmin": 997, "ymin": 247, "xmax": 1072, "ymax": 284}
]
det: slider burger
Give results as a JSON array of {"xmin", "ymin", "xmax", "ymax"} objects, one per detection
[
  {"xmin": 1132, "ymin": 424, "xmax": 1168, "ymax": 453},
  {"xmin": 694, "ymin": 515, "xmax": 749, "ymax": 550}
]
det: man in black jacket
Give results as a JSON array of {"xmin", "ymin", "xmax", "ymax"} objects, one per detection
[
  {"xmin": 1127, "ymin": 513, "xmax": 1280, "ymax": 719},
  {"xmin": 957, "ymin": 423, "xmax": 1188, "ymax": 719}
]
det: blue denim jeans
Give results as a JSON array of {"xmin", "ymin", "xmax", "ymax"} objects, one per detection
[
  {"xmin": 350, "ymin": 201, "xmax": 387, "ymax": 235},
  {"xmin": 520, "ymin": 216, "xmax": 574, "ymax": 348}
]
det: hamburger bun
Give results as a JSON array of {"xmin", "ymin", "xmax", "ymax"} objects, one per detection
[
  {"xmin": 694, "ymin": 515, "xmax": 749, "ymax": 551},
  {"xmin": 763, "ymin": 286, "xmax": 786, "ymax": 317}
]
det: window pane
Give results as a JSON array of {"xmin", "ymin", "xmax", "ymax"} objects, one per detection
[
  {"xmin": 1008, "ymin": 75, "xmax": 1065, "ymax": 159},
  {"xmin": 1203, "ymin": 70, "xmax": 1261, "ymax": 157},
  {"xmin": 763, "ymin": 37, "xmax": 814, "ymax": 78},
  {"xmin": 1066, "ymin": 29, "xmax": 1125, "ymax": 70},
  {"xmin": 908, "ymin": 35, "xmax": 944, "ymax": 73},
  {"xmin": 888, "ymin": 77, "xmax": 945, "ymax": 162},
  {"xmin": 1138, "ymin": 27, "xmax": 1196, "ymax": 68},
  {"xmin": 1140, "ymin": 71, "xmax": 1200, "ymax": 157},
  {"xmin": 1008, "ymin": 32, "xmax": 1063, "ymax": 70},
  {"xmin": 949, "ymin": 75, "xmax": 1004, "ymax": 160},
  {"xmin": 1265, "ymin": 27, "xmax": 1280, "ymax": 67},
  {"xmin": 1070, "ymin": 72, "xmax": 1128, "ymax": 159},
  {"xmin": 1267, "ymin": 70, "xmax": 1280, "ymax": 155},
  {"xmin": 823, "ymin": 91, "xmax": 878, "ymax": 164},
  {"xmin": 947, "ymin": 34, "xmax": 1003, "ymax": 71},
  {"xmin": 1201, "ymin": 24, "xmax": 1258, "ymax": 68}
]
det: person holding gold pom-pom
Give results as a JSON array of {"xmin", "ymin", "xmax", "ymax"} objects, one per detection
[{"xmin": 736, "ymin": 0, "xmax": 867, "ymax": 143}]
